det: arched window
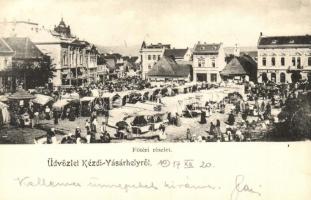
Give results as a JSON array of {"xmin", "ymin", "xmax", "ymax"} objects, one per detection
[
  {"xmin": 271, "ymin": 73, "xmax": 276, "ymax": 82},
  {"xmin": 262, "ymin": 72, "xmax": 268, "ymax": 82},
  {"xmin": 280, "ymin": 72, "xmax": 286, "ymax": 83}
]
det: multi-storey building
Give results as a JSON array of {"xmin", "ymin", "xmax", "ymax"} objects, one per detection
[
  {"xmin": 0, "ymin": 18, "xmax": 98, "ymax": 87},
  {"xmin": 0, "ymin": 20, "xmax": 40, "ymax": 38},
  {"xmin": 192, "ymin": 42, "xmax": 226, "ymax": 83},
  {"xmin": 139, "ymin": 41, "xmax": 170, "ymax": 79},
  {"xmin": 33, "ymin": 19, "xmax": 98, "ymax": 87},
  {"xmin": 257, "ymin": 33, "xmax": 311, "ymax": 83}
]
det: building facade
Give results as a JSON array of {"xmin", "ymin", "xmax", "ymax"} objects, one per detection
[
  {"xmin": 0, "ymin": 20, "xmax": 40, "ymax": 38},
  {"xmin": 0, "ymin": 38, "xmax": 14, "ymax": 92},
  {"xmin": 192, "ymin": 42, "xmax": 226, "ymax": 83},
  {"xmin": 163, "ymin": 48, "xmax": 192, "ymax": 62},
  {"xmin": 139, "ymin": 41, "xmax": 171, "ymax": 79},
  {"xmin": 0, "ymin": 37, "xmax": 47, "ymax": 91},
  {"xmin": 33, "ymin": 19, "xmax": 98, "ymax": 87},
  {"xmin": 257, "ymin": 34, "xmax": 311, "ymax": 83}
]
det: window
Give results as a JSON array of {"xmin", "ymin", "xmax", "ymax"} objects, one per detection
[
  {"xmin": 262, "ymin": 73, "xmax": 268, "ymax": 82},
  {"xmin": 280, "ymin": 73, "xmax": 286, "ymax": 83},
  {"xmin": 153, "ymin": 55, "xmax": 156, "ymax": 60},
  {"xmin": 148, "ymin": 55, "xmax": 151, "ymax": 60},
  {"xmin": 297, "ymin": 57, "xmax": 301, "ymax": 68},
  {"xmin": 211, "ymin": 59, "xmax": 216, "ymax": 67},
  {"xmin": 198, "ymin": 58, "xmax": 205, "ymax": 67},
  {"xmin": 80, "ymin": 55, "xmax": 83, "ymax": 64},
  {"xmin": 63, "ymin": 54, "xmax": 68, "ymax": 65},
  {"xmin": 211, "ymin": 73, "xmax": 217, "ymax": 82},
  {"xmin": 308, "ymin": 57, "xmax": 311, "ymax": 66},
  {"xmin": 281, "ymin": 57, "xmax": 285, "ymax": 66},
  {"xmin": 148, "ymin": 65, "xmax": 151, "ymax": 69},
  {"xmin": 262, "ymin": 57, "xmax": 266, "ymax": 66},
  {"xmin": 292, "ymin": 57, "xmax": 296, "ymax": 66},
  {"xmin": 271, "ymin": 57, "xmax": 275, "ymax": 66},
  {"xmin": 196, "ymin": 73, "xmax": 207, "ymax": 82},
  {"xmin": 271, "ymin": 73, "xmax": 276, "ymax": 82},
  {"xmin": 158, "ymin": 55, "xmax": 161, "ymax": 60}
]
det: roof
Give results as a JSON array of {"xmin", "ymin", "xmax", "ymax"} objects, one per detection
[
  {"xmin": 193, "ymin": 43, "xmax": 221, "ymax": 55},
  {"xmin": 258, "ymin": 35, "xmax": 311, "ymax": 48},
  {"xmin": 220, "ymin": 55, "xmax": 257, "ymax": 76},
  {"xmin": 0, "ymin": 38, "xmax": 14, "ymax": 55},
  {"xmin": 105, "ymin": 58, "xmax": 116, "ymax": 70},
  {"xmin": 3, "ymin": 37, "xmax": 44, "ymax": 59},
  {"xmin": 8, "ymin": 89, "xmax": 35, "ymax": 100},
  {"xmin": 142, "ymin": 42, "xmax": 171, "ymax": 49},
  {"xmin": 147, "ymin": 56, "xmax": 191, "ymax": 77},
  {"xmin": 240, "ymin": 51, "xmax": 258, "ymax": 58},
  {"xmin": 164, "ymin": 48, "xmax": 188, "ymax": 59}
]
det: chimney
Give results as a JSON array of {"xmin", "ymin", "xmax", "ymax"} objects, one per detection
[
  {"xmin": 198, "ymin": 41, "xmax": 200, "ymax": 44},
  {"xmin": 260, "ymin": 32, "xmax": 263, "ymax": 37}
]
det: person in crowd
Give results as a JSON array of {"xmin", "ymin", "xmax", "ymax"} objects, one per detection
[
  {"xmin": 186, "ymin": 128, "xmax": 192, "ymax": 140},
  {"xmin": 75, "ymin": 127, "xmax": 81, "ymax": 138},
  {"xmin": 53, "ymin": 109, "xmax": 59, "ymax": 125},
  {"xmin": 68, "ymin": 107, "xmax": 76, "ymax": 121},
  {"xmin": 91, "ymin": 117, "xmax": 98, "ymax": 133},
  {"xmin": 28, "ymin": 106, "xmax": 34, "ymax": 128},
  {"xmin": 47, "ymin": 128, "xmax": 56, "ymax": 144},
  {"xmin": 176, "ymin": 113, "xmax": 181, "ymax": 127},
  {"xmin": 85, "ymin": 119, "xmax": 90, "ymax": 133},
  {"xmin": 227, "ymin": 112, "xmax": 235, "ymax": 125},
  {"xmin": 209, "ymin": 122, "xmax": 215, "ymax": 136},
  {"xmin": 33, "ymin": 109, "xmax": 40, "ymax": 128},
  {"xmin": 45, "ymin": 106, "xmax": 51, "ymax": 120},
  {"xmin": 158, "ymin": 124, "xmax": 167, "ymax": 141},
  {"xmin": 100, "ymin": 122, "xmax": 106, "ymax": 133},
  {"xmin": 215, "ymin": 119, "xmax": 221, "ymax": 140},
  {"xmin": 200, "ymin": 111, "xmax": 207, "ymax": 124},
  {"xmin": 101, "ymin": 130, "xmax": 111, "ymax": 143}
]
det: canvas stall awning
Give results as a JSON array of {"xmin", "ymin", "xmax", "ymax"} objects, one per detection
[{"xmin": 32, "ymin": 94, "xmax": 54, "ymax": 106}]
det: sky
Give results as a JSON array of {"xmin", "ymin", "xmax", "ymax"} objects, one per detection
[{"xmin": 0, "ymin": 0, "xmax": 310, "ymax": 48}]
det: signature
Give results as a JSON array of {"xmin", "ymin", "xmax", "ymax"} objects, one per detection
[{"xmin": 231, "ymin": 175, "xmax": 261, "ymax": 200}]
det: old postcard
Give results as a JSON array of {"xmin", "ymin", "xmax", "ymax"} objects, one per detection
[{"xmin": 0, "ymin": 0, "xmax": 310, "ymax": 199}]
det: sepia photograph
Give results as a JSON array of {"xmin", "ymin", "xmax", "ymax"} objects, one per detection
[
  {"xmin": 0, "ymin": 0, "xmax": 310, "ymax": 144},
  {"xmin": 0, "ymin": 1, "xmax": 311, "ymax": 200}
]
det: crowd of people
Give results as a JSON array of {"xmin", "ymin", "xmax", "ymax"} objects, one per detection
[{"xmin": 3, "ymin": 76, "xmax": 310, "ymax": 144}]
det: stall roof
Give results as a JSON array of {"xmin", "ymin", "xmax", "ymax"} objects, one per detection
[
  {"xmin": 80, "ymin": 96, "xmax": 96, "ymax": 102},
  {"xmin": 0, "ymin": 95, "xmax": 9, "ymax": 102},
  {"xmin": 101, "ymin": 92, "xmax": 115, "ymax": 98},
  {"xmin": 8, "ymin": 89, "xmax": 35, "ymax": 100},
  {"xmin": 62, "ymin": 92, "xmax": 80, "ymax": 100},
  {"xmin": 32, "ymin": 94, "xmax": 54, "ymax": 105},
  {"xmin": 52, "ymin": 99, "xmax": 70, "ymax": 109},
  {"xmin": 0, "ymin": 101, "xmax": 8, "ymax": 109}
]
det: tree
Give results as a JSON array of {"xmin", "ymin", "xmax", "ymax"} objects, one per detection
[
  {"xmin": 12, "ymin": 55, "xmax": 55, "ymax": 90},
  {"xmin": 275, "ymin": 92, "xmax": 311, "ymax": 140},
  {"xmin": 290, "ymin": 71, "xmax": 302, "ymax": 83}
]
